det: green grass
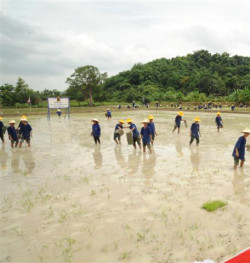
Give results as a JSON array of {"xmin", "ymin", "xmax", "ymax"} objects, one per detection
[{"xmin": 202, "ymin": 200, "xmax": 227, "ymax": 212}]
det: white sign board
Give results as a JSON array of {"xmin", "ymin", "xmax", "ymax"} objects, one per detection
[{"xmin": 47, "ymin": 97, "xmax": 69, "ymax": 109}]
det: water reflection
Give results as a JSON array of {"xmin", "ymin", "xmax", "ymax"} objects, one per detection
[
  {"xmin": 127, "ymin": 150, "xmax": 141, "ymax": 175},
  {"xmin": 190, "ymin": 147, "xmax": 200, "ymax": 172},
  {"xmin": 21, "ymin": 149, "xmax": 35, "ymax": 174},
  {"xmin": 114, "ymin": 145, "xmax": 127, "ymax": 169},
  {"xmin": 142, "ymin": 151, "xmax": 156, "ymax": 185},
  {"xmin": 11, "ymin": 152, "xmax": 21, "ymax": 173},
  {"xmin": 175, "ymin": 139, "xmax": 183, "ymax": 157},
  {"xmin": 232, "ymin": 169, "xmax": 247, "ymax": 204},
  {"xmin": 0, "ymin": 144, "xmax": 8, "ymax": 172},
  {"xmin": 92, "ymin": 146, "xmax": 102, "ymax": 169}
]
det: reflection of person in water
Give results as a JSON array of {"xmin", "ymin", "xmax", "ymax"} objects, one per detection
[
  {"xmin": 0, "ymin": 144, "xmax": 8, "ymax": 171},
  {"xmin": 175, "ymin": 139, "xmax": 183, "ymax": 157},
  {"xmin": 190, "ymin": 147, "xmax": 200, "ymax": 172},
  {"xmin": 114, "ymin": 145, "xmax": 127, "ymax": 169},
  {"xmin": 21, "ymin": 149, "xmax": 35, "ymax": 174},
  {"xmin": 127, "ymin": 150, "xmax": 141, "ymax": 175},
  {"xmin": 11, "ymin": 151, "xmax": 21, "ymax": 173},
  {"xmin": 92, "ymin": 146, "xmax": 102, "ymax": 169},
  {"xmin": 141, "ymin": 152, "xmax": 156, "ymax": 185},
  {"xmin": 232, "ymin": 169, "xmax": 246, "ymax": 204}
]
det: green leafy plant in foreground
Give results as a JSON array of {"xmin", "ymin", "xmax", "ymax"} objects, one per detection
[{"xmin": 202, "ymin": 200, "xmax": 227, "ymax": 212}]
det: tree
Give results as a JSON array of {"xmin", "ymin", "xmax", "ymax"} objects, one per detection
[
  {"xmin": 0, "ymin": 84, "xmax": 16, "ymax": 106},
  {"xmin": 15, "ymin": 77, "xmax": 30, "ymax": 103},
  {"xmin": 66, "ymin": 66, "xmax": 107, "ymax": 106}
]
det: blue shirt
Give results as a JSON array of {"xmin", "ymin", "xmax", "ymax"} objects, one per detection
[
  {"xmin": 20, "ymin": 124, "xmax": 32, "ymax": 137},
  {"xmin": 92, "ymin": 124, "xmax": 101, "ymax": 137},
  {"xmin": 190, "ymin": 123, "xmax": 200, "ymax": 137},
  {"xmin": 114, "ymin": 124, "xmax": 123, "ymax": 131},
  {"xmin": 0, "ymin": 121, "xmax": 3, "ymax": 133},
  {"xmin": 175, "ymin": 115, "xmax": 182, "ymax": 127},
  {"xmin": 232, "ymin": 136, "xmax": 246, "ymax": 159},
  {"xmin": 7, "ymin": 126, "xmax": 18, "ymax": 141},
  {"xmin": 147, "ymin": 122, "xmax": 155, "ymax": 134},
  {"xmin": 129, "ymin": 123, "xmax": 139, "ymax": 138},
  {"xmin": 140, "ymin": 126, "xmax": 151, "ymax": 144},
  {"xmin": 215, "ymin": 116, "xmax": 222, "ymax": 125},
  {"xmin": 107, "ymin": 110, "xmax": 111, "ymax": 116}
]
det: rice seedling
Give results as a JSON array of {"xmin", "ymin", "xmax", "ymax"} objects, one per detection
[
  {"xmin": 202, "ymin": 200, "xmax": 227, "ymax": 212},
  {"xmin": 2, "ymin": 197, "xmax": 13, "ymax": 212},
  {"xmin": 78, "ymin": 176, "xmax": 89, "ymax": 184},
  {"xmin": 58, "ymin": 237, "xmax": 79, "ymax": 263},
  {"xmin": 119, "ymin": 251, "xmax": 131, "ymax": 260}
]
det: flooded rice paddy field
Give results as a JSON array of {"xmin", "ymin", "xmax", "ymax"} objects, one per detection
[{"xmin": 0, "ymin": 110, "xmax": 250, "ymax": 263}]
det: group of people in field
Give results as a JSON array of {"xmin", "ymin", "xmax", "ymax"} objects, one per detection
[
  {"xmin": 91, "ymin": 111, "xmax": 249, "ymax": 169},
  {"xmin": 0, "ymin": 115, "xmax": 32, "ymax": 148}
]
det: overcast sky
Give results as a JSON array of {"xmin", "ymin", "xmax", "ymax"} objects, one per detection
[{"xmin": 1, "ymin": 0, "xmax": 250, "ymax": 91}]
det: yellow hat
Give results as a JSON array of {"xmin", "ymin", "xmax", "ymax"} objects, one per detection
[
  {"xmin": 0, "ymin": 117, "xmax": 2, "ymax": 120},
  {"xmin": 119, "ymin": 119, "xmax": 125, "ymax": 123},
  {"xmin": 21, "ymin": 115, "xmax": 27, "ymax": 118},
  {"xmin": 194, "ymin": 117, "xmax": 201, "ymax": 122},
  {"xmin": 178, "ymin": 111, "xmax": 184, "ymax": 116},
  {"xmin": 91, "ymin": 118, "xmax": 99, "ymax": 123},
  {"xmin": 148, "ymin": 115, "xmax": 154, "ymax": 120},
  {"xmin": 9, "ymin": 120, "xmax": 15, "ymax": 124},
  {"xmin": 216, "ymin": 112, "xmax": 221, "ymax": 115},
  {"xmin": 20, "ymin": 118, "xmax": 28, "ymax": 122},
  {"xmin": 126, "ymin": 118, "xmax": 132, "ymax": 123},
  {"xmin": 141, "ymin": 119, "xmax": 149, "ymax": 123},
  {"xmin": 241, "ymin": 127, "xmax": 250, "ymax": 134}
]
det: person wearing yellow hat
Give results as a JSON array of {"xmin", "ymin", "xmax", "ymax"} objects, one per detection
[
  {"xmin": 126, "ymin": 118, "xmax": 141, "ymax": 149},
  {"xmin": 7, "ymin": 120, "xmax": 19, "ymax": 148},
  {"xmin": 215, "ymin": 112, "xmax": 223, "ymax": 132},
  {"xmin": 91, "ymin": 119, "xmax": 101, "ymax": 144},
  {"xmin": 0, "ymin": 117, "xmax": 5, "ymax": 143},
  {"xmin": 172, "ymin": 111, "xmax": 185, "ymax": 134},
  {"xmin": 147, "ymin": 115, "xmax": 157, "ymax": 145},
  {"xmin": 232, "ymin": 127, "xmax": 250, "ymax": 169},
  {"xmin": 19, "ymin": 118, "xmax": 32, "ymax": 148},
  {"xmin": 140, "ymin": 119, "xmax": 152, "ymax": 153},
  {"xmin": 114, "ymin": 119, "xmax": 125, "ymax": 144},
  {"xmin": 189, "ymin": 117, "xmax": 201, "ymax": 146}
]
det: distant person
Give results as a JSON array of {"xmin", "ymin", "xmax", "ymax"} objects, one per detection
[
  {"xmin": 19, "ymin": 118, "xmax": 32, "ymax": 147},
  {"xmin": 118, "ymin": 105, "xmax": 121, "ymax": 110},
  {"xmin": 172, "ymin": 111, "xmax": 185, "ymax": 134},
  {"xmin": 0, "ymin": 117, "xmax": 5, "ymax": 143},
  {"xmin": 147, "ymin": 115, "xmax": 157, "ymax": 145},
  {"xmin": 215, "ymin": 112, "xmax": 223, "ymax": 132},
  {"xmin": 189, "ymin": 117, "xmax": 201, "ymax": 146},
  {"xmin": 232, "ymin": 127, "xmax": 250, "ymax": 169},
  {"xmin": 127, "ymin": 118, "xmax": 141, "ymax": 149},
  {"xmin": 140, "ymin": 119, "xmax": 152, "ymax": 153},
  {"xmin": 114, "ymin": 120, "xmax": 124, "ymax": 144},
  {"xmin": 91, "ymin": 119, "xmax": 101, "ymax": 144},
  {"xmin": 231, "ymin": 104, "xmax": 235, "ymax": 111},
  {"xmin": 7, "ymin": 120, "xmax": 19, "ymax": 148},
  {"xmin": 132, "ymin": 101, "xmax": 135, "ymax": 108},
  {"xmin": 106, "ymin": 109, "xmax": 112, "ymax": 119},
  {"xmin": 56, "ymin": 109, "xmax": 62, "ymax": 117}
]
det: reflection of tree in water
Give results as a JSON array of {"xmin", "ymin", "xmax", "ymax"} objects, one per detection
[
  {"xmin": 92, "ymin": 146, "xmax": 102, "ymax": 169},
  {"xmin": 142, "ymin": 152, "xmax": 156, "ymax": 185},
  {"xmin": 190, "ymin": 147, "xmax": 200, "ymax": 172},
  {"xmin": 114, "ymin": 146, "xmax": 127, "ymax": 169},
  {"xmin": 127, "ymin": 150, "xmax": 141, "ymax": 175},
  {"xmin": 0, "ymin": 145, "xmax": 8, "ymax": 172},
  {"xmin": 175, "ymin": 140, "xmax": 183, "ymax": 157},
  {"xmin": 232, "ymin": 170, "xmax": 247, "ymax": 204}
]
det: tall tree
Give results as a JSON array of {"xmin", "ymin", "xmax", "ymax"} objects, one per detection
[{"xmin": 66, "ymin": 66, "xmax": 107, "ymax": 106}]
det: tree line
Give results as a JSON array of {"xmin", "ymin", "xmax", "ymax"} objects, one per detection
[{"xmin": 0, "ymin": 50, "xmax": 250, "ymax": 107}]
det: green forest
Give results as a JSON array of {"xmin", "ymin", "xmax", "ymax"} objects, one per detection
[{"xmin": 1, "ymin": 50, "xmax": 250, "ymax": 107}]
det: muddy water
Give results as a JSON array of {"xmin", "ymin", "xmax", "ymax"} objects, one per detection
[{"xmin": 0, "ymin": 111, "xmax": 250, "ymax": 263}]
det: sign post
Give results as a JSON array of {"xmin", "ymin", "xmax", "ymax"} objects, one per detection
[{"xmin": 47, "ymin": 97, "xmax": 70, "ymax": 121}]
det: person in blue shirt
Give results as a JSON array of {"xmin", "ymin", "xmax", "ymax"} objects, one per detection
[
  {"xmin": 114, "ymin": 120, "xmax": 124, "ymax": 144},
  {"xmin": 0, "ymin": 117, "xmax": 5, "ymax": 143},
  {"xmin": 215, "ymin": 112, "xmax": 223, "ymax": 132},
  {"xmin": 106, "ymin": 109, "xmax": 112, "ymax": 119},
  {"xmin": 57, "ymin": 109, "xmax": 62, "ymax": 117},
  {"xmin": 189, "ymin": 117, "xmax": 201, "ymax": 146},
  {"xmin": 232, "ymin": 127, "xmax": 250, "ymax": 169},
  {"xmin": 92, "ymin": 119, "xmax": 101, "ymax": 144},
  {"xmin": 172, "ymin": 111, "xmax": 184, "ymax": 134},
  {"xmin": 141, "ymin": 119, "xmax": 152, "ymax": 153},
  {"xmin": 127, "ymin": 118, "xmax": 141, "ymax": 149},
  {"xmin": 147, "ymin": 115, "xmax": 157, "ymax": 145},
  {"xmin": 17, "ymin": 115, "xmax": 28, "ymax": 140},
  {"xmin": 19, "ymin": 118, "xmax": 32, "ymax": 147},
  {"xmin": 7, "ymin": 120, "xmax": 19, "ymax": 148}
]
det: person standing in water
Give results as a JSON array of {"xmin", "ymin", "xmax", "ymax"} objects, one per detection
[
  {"xmin": 106, "ymin": 109, "xmax": 112, "ymax": 119},
  {"xmin": 215, "ymin": 112, "xmax": 223, "ymax": 132},
  {"xmin": 92, "ymin": 119, "xmax": 101, "ymax": 144},
  {"xmin": 0, "ymin": 117, "xmax": 5, "ymax": 143},
  {"xmin": 7, "ymin": 120, "xmax": 19, "ymax": 148},
  {"xmin": 56, "ymin": 109, "xmax": 62, "ymax": 117},
  {"xmin": 127, "ymin": 118, "xmax": 141, "ymax": 149},
  {"xmin": 19, "ymin": 118, "xmax": 32, "ymax": 147},
  {"xmin": 141, "ymin": 119, "xmax": 152, "ymax": 153},
  {"xmin": 189, "ymin": 117, "xmax": 201, "ymax": 146},
  {"xmin": 147, "ymin": 115, "xmax": 157, "ymax": 145},
  {"xmin": 114, "ymin": 120, "xmax": 124, "ymax": 144},
  {"xmin": 172, "ymin": 111, "xmax": 185, "ymax": 134},
  {"xmin": 232, "ymin": 127, "xmax": 250, "ymax": 169}
]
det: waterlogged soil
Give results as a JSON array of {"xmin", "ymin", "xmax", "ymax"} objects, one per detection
[{"xmin": 0, "ymin": 111, "xmax": 250, "ymax": 263}]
